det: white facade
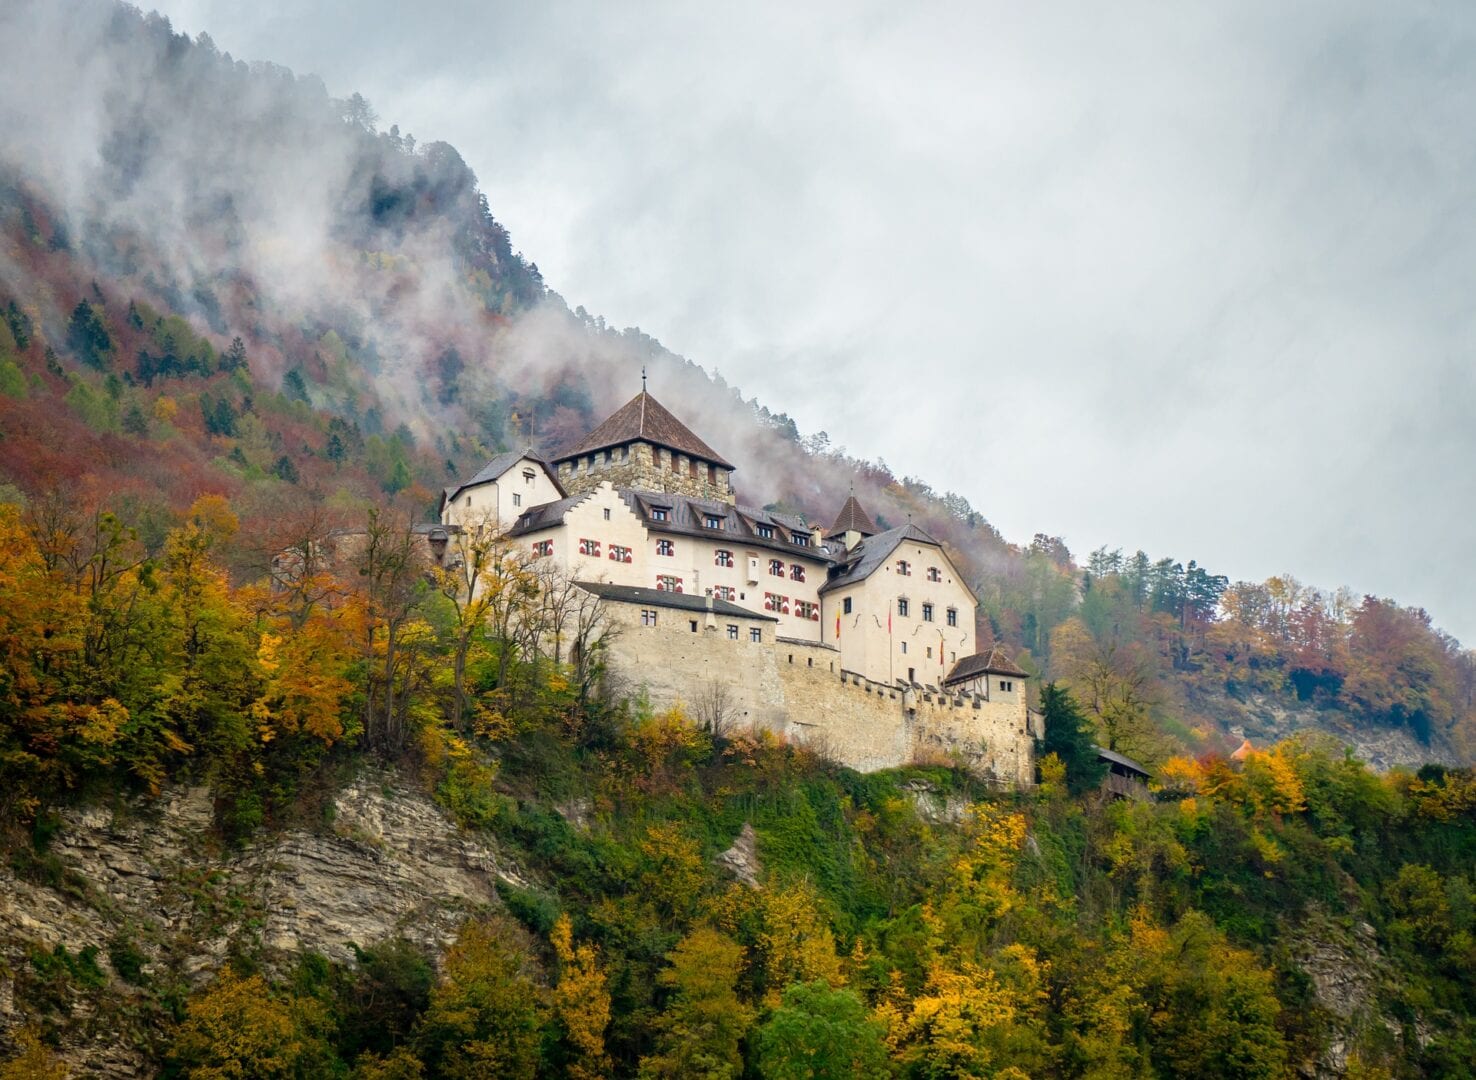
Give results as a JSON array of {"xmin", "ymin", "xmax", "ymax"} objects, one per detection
[{"xmin": 440, "ymin": 454, "xmax": 563, "ymax": 533}]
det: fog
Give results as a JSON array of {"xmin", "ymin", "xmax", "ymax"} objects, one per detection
[{"xmin": 11, "ymin": 0, "xmax": 1476, "ymax": 642}]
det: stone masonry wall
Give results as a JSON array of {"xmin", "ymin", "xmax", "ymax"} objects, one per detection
[
  {"xmin": 558, "ymin": 442, "xmax": 735, "ymax": 504},
  {"xmin": 603, "ymin": 607, "xmax": 1035, "ymax": 785}
]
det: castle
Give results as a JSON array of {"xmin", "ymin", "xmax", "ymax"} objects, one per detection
[{"xmin": 441, "ymin": 388, "xmax": 1038, "ymax": 784}]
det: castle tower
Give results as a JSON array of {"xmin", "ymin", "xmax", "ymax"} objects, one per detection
[
  {"xmin": 825, "ymin": 494, "xmax": 877, "ymax": 551},
  {"xmin": 551, "ymin": 389, "xmax": 736, "ymax": 504}
]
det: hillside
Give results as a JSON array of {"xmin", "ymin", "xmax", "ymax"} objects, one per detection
[
  {"xmin": 0, "ymin": 0, "xmax": 1470, "ymax": 770},
  {"xmin": 0, "ymin": 5, "xmax": 1473, "ymax": 1077}
]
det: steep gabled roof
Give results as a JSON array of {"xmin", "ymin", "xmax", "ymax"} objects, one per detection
[
  {"xmin": 825, "ymin": 495, "xmax": 877, "ymax": 540},
  {"xmin": 555, "ymin": 391, "xmax": 734, "ymax": 469},
  {"xmin": 945, "ymin": 645, "xmax": 1028, "ymax": 685},
  {"xmin": 817, "ymin": 523, "xmax": 954, "ymax": 595},
  {"xmin": 441, "ymin": 449, "xmax": 563, "ymax": 513}
]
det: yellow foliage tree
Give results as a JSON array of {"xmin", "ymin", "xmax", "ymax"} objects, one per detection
[
  {"xmin": 756, "ymin": 879, "xmax": 845, "ymax": 1006},
  {"xmin": 551, "ymin": 913, "xmax": 613, "ymax": 1080},
  {"xmin": 166, "ymin": 970, "xmax": 333, "ymax": 1079}
]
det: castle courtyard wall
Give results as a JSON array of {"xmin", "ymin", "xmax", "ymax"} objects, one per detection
[{"xmin": 601, "ymin": 604, "xmax": 1034, "ymax": 786}]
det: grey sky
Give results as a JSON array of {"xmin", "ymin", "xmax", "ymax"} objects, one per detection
[{"xmin": 147, "ymin": 1, "xmax": 1476, "ymax": 643}]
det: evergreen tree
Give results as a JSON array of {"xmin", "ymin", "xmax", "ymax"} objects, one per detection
[{"xmin": 1039, "ymin": 682, "xmax": 1107, "ymax": 795}]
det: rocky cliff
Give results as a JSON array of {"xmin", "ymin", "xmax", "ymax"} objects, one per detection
[{"xmin": 0, "ymin": 770, "xmax": 513, "ymax": 1076}]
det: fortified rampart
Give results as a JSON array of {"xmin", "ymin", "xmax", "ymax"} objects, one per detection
[{"xmin": 599, "ymin": 603, "xmax": 1035, "ymax": 785}]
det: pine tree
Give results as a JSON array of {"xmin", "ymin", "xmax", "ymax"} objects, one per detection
[{"xmin": 1039, "ymin": 682, "xmax": 1107, "ymax": 795}]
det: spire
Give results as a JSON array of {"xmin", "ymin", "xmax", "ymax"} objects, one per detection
[{"xmin": 826, "ymin": 494, "xmax": 878, "ymax": 540}]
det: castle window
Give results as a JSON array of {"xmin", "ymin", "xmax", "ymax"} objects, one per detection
[
  {"xmin": 641, "ymin": 609, "xmax": 658, "ymax": 627},
  {"xmin": 689, "ymin": 620, "xmax": 699, "ymax": 633},
  {"xmin": 523, "ymin": 469, "xmax": 535, "ymax": 484},
  {"xmin": 908, "ymin": 666, "xmax": 916, "ymax": 683},
  {"xmin": 901, "ymin": 641, "xmax": 908, "ymax": 654},
  {"xmin": 999, "ymin": 680, "xmax": 1013, "ymax": 692},
  {"xmin": 531, "ymin": 540, "xmax": 553, "ymax": 558},
  {"xmin": 897, "ymin": 598, "xmax": 910, "ymax": 617},
  {"xmin": 713, "ymin": 585, "xmax": 735, "ymax": 601},
  {"xmin": 464, "ymin": 497, "xmax": 471, "ymax": 507},
  {"xmin": 578, "ymin": 538, "xmax": 601, "ymax": 557},
  {"xmin": 922, "ymin": 602, "xmax": 933, "ymax": 622},
  {"xmin": 704, "ymin": 514, "xmax": 723, "ymax": 529},
  {"xmin": 657, "ymin": 539, "xmax": 675, "ymax": 557},
  {"xmin": 609, "ymin": 544, "xmax": 633, "ymax": 562},
  {"xmin": 769, "ymin": 559, "xmax": 784, "ymax": 577},
  {"xmin": 896, "ymin": 560, "xmax": 911, "ymax": 576},
  {"xmin": 750, "ymin": 627, "xmax": 762, "ymax": 643},
  {"xmin": 793, "ymin": 532, "xmax": 810, "ymax": 547},
  {"xmin": 926, "ymin": 646, "xmax": 933, "ymax": 658},
  {"xmin": 946, "ymin": 607, "xmax": 958, "ymax": 627},
  {"xmin": 513, "ymin": 493, "xmax": 521, "ymax": 507},
  {"xmin": 951, "ymin": 651, "xmax": 956, "ymax": 663},
  {"xmin": 927, "ymin": 566, "xmax": 942, "ymax": 582},
  {"xmin": 604, "ymin": 508, "xmax": 611, "ymax": 520},
  {"xmin": 795, "ymin": 600, "xmax": 818, "ymax": 620},
  {"xmin": 657, "ymin": 575, "xmax": 683, "ymax": 592},
  {"xmin": 715, "ymin": 549, "xmax": 734, "ymax": 567},
  {"xmin": 789, "ymin": 564, "xmax": 805, "ymax": 582},
  {"xmin": 756, "ymin": 524, "xmax": 774, "ymax": 539},
  {"xmin": 843, "ymin": 597, "xmax": 853, "ymax": 614},
  {"xmin": 708, "ymin": 464, "xmax": 716, "ymax": 484},
  {"xmin": 727, "ymin": 623, "xmax": 739, "ymax": 639},
  {"xmin": 651, "ymin": 507, "xmax": 669, "ymax": 522}
]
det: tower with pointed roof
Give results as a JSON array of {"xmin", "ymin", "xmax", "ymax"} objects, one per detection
[
  {"xmin": 825, "ymin": 494, "xmax": 877, "ymax": 551},
  {"xmin": 551, "ymin": 389, "xmax": 737, "ymax": 504}
]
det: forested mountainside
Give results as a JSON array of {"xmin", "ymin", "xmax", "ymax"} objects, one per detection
[
  {"xmin": 0, "ymin": 4, "xmax": 1474, "ymax": 1078},
  {"xmin": 1, "ymin": 0, "xmax": 1471, "ymax": 769}
]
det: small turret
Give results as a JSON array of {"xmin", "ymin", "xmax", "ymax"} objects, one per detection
[{"xmin": 825, "ymin": 494, "xmax": 877, "ymax": 551}]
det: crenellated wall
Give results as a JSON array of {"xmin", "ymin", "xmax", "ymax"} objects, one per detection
[{"xmin": 600, "ymin": 603, "xmax": 1035, "ymax": 786}]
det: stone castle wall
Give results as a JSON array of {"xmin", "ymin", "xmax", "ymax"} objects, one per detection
[
  {"xmin": 600, "ymin": 605, "xmax": 1035, "ymax": 786},
  {"xmin": 558, "ymin": 441, "xmax": 735, "ymax": 504}
]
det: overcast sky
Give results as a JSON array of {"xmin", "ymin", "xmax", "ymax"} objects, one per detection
[{"xmin": 147, "ymin": 1, "xmax": 1476, "ymax": 642}]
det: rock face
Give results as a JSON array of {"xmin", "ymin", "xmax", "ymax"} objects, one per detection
[
  {"xmin": 0, "ymin": 769, "xmax": 509, "ymax": 1076},
  {"xmin": 715, "ymin": 823, "xmax": 763, "ymax": 889}
]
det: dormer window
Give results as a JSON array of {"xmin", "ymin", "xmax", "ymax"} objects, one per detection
[
  {"xmin": 793, "ymin": 532, "xmax": 810, "ymax": 547},
  {"xmin": 651, "ymin": 507, "xmax": 669, "ymax": 522},
  {"xmin": 756, "ymin": 524, "xmax": 774, "ymax": 539},
  {"xmin": 704, "ymin": 514, "xmax": 723, "ymax": 529}
]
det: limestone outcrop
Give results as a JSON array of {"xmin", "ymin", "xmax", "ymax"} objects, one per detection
[{"xmin": 0, "ymin": 770, "xmax": 510, "ymax": 1076}]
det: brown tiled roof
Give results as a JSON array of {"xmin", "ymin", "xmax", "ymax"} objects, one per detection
[
  {"xmin": 555, "ymin": 391, "xmax": 734, "ymax": 469},
  {"xmin": 944, "ymin": 645, "xmax": 1029, "ymax": 684},
  {"xmin": 825, "ymin": 495, "xmax": 877, "ymax": 540}
]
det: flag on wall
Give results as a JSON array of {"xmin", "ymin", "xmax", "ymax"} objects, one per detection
[{"xmin": 835, "ymin": 614, "xmax": 841, "ymax": 639}]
